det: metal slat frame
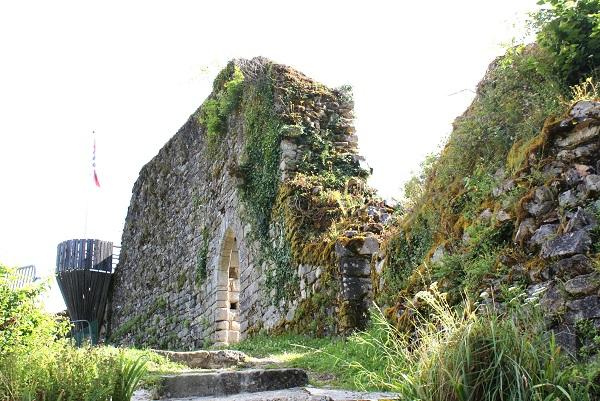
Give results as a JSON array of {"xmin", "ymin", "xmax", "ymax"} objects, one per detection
[{"xmin": 55, "ymin": 239, "xmax": 116, "ymax": 345}]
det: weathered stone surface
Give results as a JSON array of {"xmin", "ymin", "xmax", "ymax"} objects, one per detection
[
  {"xmin": 529, "ymin": 224, "xmax": 558, "ymax": 247},
  {"xmin": 558, "ymin": 190, "xmax": 579, "ymax": 208},
  {"xmin": 514, "ymin": 218, "xmax": 536, "ymax": 244},
  {"xmin": 555, "ymin": 124, "xmax": 600, "ymax": 149},
  {"xmin": 479, "ymin": 209, "xmax": 493, "ymax": 221},
  {"xmin": 431, "ymin": 245, "xmax": 446, "ymax": 263},
  {"xmin": 135, "ymin": 386, "xmax": 400, "ymax": 401},
  {"xmin": 339, "ymin": 258, "xmax": 370, "ymax": 278},
  {"xmin": 564, "ymin": 272, "xmax": 600, "ymax": 297},
  {"xmin": 153, "ymin": 350, "xmax": 246, "ymax": 369},
  {"xmin": 564, "ymin": 207, "xmax": 597, "ymax": 233},
  {"xmin": 553, "ymin": 324, "xmax": 577, "ymax": 356},
  {"xmin": 540, "ymin": 230, "xmax": 591, "ymax": 259},
  {"xmin": 496, "ymin": 210, "xmax": 511, "ymax": 222},
  {"xmin": 585, "ymin": 174, "xmax": 600, "ymax": 193},
  {"xmin": 557, "ymin": 142, "xmax": 599, "ymax": 162},
  {"xmin": 358, "ymin": 237, "xmax": 379, "ymax": 255},
  {"xmin": 540, "ymin": 254, "xmax": 594, "ymax": 280},
  {"xmin": 569, "ymin": 100, "xmax": 600, "ymax": 119},
  {"xmin": 158, "ymin": 369, "xmax": 309, "ymax": 398},
  {"xmin": 539, "ymin": 284, "xmax": 565, "ymax": 317},
  {"xmin": 565, "ymin": 296, "xmax": 600, "ymax": 324},
  {"xmin": 563, "ymin": 168, "xmax": 583, "ymax": 186},
  {"xmin": 340, "ymin": 277, "xmax": 371, "ymax": 301}
]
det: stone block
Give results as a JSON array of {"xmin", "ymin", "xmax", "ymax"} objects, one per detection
[
  {"xmin": 214, "ymin": 330, "xmax": 228, "ymax": 343},
  {"xmin": 555, "ymin": 125, "xmax": 600, "ymax": 149},
  {"xmin": 340, "ymin": 257, "xmax": 371, "ymax": 277},
  {"xmin": 585, "ymin": 174, "xmax": 600, "ymax": 193},
  {"xmin": 558, "ymin": 190, "xmax": 579, "ymax": 208},
  {"xmin": 358, "ymin": 237, "xmax": 379, "ymax": 255},
  {"xmin": 569, "ymin": 100, "xmax": 600, "ymax": 119},
  {"xmin": 217, "ymin": 273, "xmax": 229, "ymax": 287},
  {"xmin": 539, "ymin": 284, "xmax": 565, "ymax": 317},
  {"xmin": 514, "ymin": 218, "xmax": 536, "ymax": 244},
  {"xmin": 529, "ymin": 224, "xmax": 558, "ymax": 247},
  {"xmin": 565, "ymin": 296, "xmax": 600, "ymax": 323},
  {"xmin": 564, "ymin": 272, "xmax": 600, "ymax": 297},
  {"xmin": 227, "ymin": 330, "xmax": 240, "ymax": 344},
  {"xmin": 215, "ymin": 308, "xmax": 229, "ymax": 322},
  {"xmin": 215, "ymin": 321, "xmax": 228, "ymax": 331},
  {"xmin": 340, "ymin": 277, "xmax": 371, "ymax": 301},
  {"xmin": 540, "ymin": 230, "xmax": 591, "ymax": 259}
]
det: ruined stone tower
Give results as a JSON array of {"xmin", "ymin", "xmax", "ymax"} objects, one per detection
[{"xmin": 108, "ymin": 58, "xmax": 391, "ymax": 349}]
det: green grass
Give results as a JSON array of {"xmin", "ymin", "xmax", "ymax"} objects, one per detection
[
  {"xmin": 231, "ymin": 332, "xmax": 389, "ymax": 390},
  {"xmin": 231, "ymin": 287, "xmax": 599, "ymax": 400}
]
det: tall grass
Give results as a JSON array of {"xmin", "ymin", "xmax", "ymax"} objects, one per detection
[{"xmin": 352, "ymin": 285, "xmax": 585, "ymax": 401}]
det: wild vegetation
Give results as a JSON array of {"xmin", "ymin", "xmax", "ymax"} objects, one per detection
[
  {"xmin": 379, "ymin": 0, "xmax": 600, "ymax": 312},
  {"xmin": 0, "ymin": 264, "xmax": 182, "ymax": 401},
  {"xmin": 234, "ymin": 286, "xmax": 600, "ymax": 399}
]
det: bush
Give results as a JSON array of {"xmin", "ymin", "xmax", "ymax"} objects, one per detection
[
  {"xmin": 535, "ymin": 0, "xmax": 600, "ymax": 85},
  {"xmin": 0, "ymin": 263, "xmax": 155, "ymax": 401}
]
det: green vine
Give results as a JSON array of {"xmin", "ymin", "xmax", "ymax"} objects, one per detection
[
  {"xmin": 238, "ymin": 69, "xmax": 282, "ymax": 237},
  {"xmin": 110, "ymin": 296, "xmax": 167, "ymax": 343},
  {"xmin": 195, "ymin": 227, "xmax": 209, "ymax": 286}
]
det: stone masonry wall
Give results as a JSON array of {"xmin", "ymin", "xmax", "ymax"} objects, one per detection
[
  {"xmin": 108, "ymin": 58, "xmax": 382, "ymax": 349},
  {"xmin": 492, "ymin": 101, "xmax": 600, "ymax": 355}
]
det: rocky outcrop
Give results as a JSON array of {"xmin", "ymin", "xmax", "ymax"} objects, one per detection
[{"xmin": 510, "ymin": 101, "xmax": 600, "ymax": 354}]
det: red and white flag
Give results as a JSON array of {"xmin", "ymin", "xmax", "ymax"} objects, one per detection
[{"xmin": 93, "ymin": 133, "xmax": 101, "ymax": 188}]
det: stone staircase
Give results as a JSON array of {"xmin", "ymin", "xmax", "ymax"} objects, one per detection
[
  {"xmin": 136, "ymin": 350, "xmax": 398, "ymax": 401},
  {"xmin": 158, "ymin": 368, "xmax": 309, "ymax": 399}
]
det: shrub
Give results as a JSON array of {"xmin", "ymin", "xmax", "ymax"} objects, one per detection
[
  {"xmin": 0, "ymin": 263, "xmax": 160, "ymax": 401},
  {"xmin": 535, "ymin": 0, "xmax": 600, "ymax": 85},
  {"xmin": 197, "ymin": 64, "xmax": 245, "ymax": 152}
]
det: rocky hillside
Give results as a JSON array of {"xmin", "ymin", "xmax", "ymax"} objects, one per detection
[{"xmin": 376, "ymin": 39, "xmax": 600, "ymax": 354}]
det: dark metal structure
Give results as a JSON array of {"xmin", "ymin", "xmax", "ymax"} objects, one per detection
[
  {"xmin": 9, "ymin": 265, "xmax": 39, "ymax": 290},
  {"xmin": 55, "ymin": 239, "xmax": 114, "ymax": 344}
]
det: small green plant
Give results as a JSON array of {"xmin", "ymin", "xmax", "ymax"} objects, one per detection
[
  {"xmin": 195, "ymin": 227, "xmax": 209, "ymax": 286},
  {"xmin": 197, "ymin": 64, "xmax": 245, "ymax": 153},
  {"xmin": 112, "ymin": 352, "xmax": 147, "ymax": 401}
]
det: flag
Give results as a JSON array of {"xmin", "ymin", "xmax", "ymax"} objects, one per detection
[{"xmin": 93, "ymin": 133, "xmax": 101, "ymax": 188}]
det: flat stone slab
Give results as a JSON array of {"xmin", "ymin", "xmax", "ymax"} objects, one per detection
[
  {"xmin": 153, "ymin": 349, "xmax": 246, "ymax": 369},
  {"xmin": 134, "ymin": 387, "xmax": 399, "ymax": 400},
  {"xmin": 158, "ymin": 369, "xmax": 309, "ymax": 399}
]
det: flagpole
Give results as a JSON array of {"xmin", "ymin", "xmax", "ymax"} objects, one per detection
[{"xmin": 83, "ymin": 131, "xmax": 94, "ymax": 239}]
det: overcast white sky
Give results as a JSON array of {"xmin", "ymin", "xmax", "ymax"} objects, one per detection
[{"xmin": 0, "ymin": 0, "xmax": 539, "ymax": 311}]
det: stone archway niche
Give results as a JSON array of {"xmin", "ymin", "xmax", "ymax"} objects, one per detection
[{"xmin": 214, "ymin": 229, "xmax": 241, "ymax": 346}]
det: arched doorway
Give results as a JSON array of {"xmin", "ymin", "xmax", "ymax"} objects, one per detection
[{"xmin": 215, "ymin": 229, "xmax": 240, "ymax": 345}]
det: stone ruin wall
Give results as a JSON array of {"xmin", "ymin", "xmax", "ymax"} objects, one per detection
[
  {"xmin": 510, "ymin": 101, "xmax": 600, "ymax": 354},
  {"xmin": 108, "ymin": 59, "xmax": 382, "ymax": 350}
]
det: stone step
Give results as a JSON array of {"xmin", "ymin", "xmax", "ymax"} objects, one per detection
[
  {"xmin": 136, "ymin": 387, "xmax": 400, "ymax": 401},
  {"xmin": 157, "ymin": 368, "xmax": 309, "ymax": 399},
  {"xmin": 153, "ymin": 349, "xmax": 247, "ymax": 369}
]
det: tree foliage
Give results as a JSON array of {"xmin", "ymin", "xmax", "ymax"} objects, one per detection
[{"xmin": 535, "ymin": 0, "xmax": 600, "ymax": 84}]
